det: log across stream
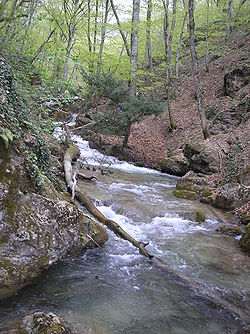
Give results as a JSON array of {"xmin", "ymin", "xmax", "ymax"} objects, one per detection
[{"xmin": 0, "ymin": 129, "xmax": 249, "ymax": 333}]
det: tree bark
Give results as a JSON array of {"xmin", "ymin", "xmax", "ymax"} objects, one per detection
[
  {"xmin": 63, "ymin": 22, "xmax": 76, "ymax": 83},
  {"xmin": 168, "ymin": 0, "xmax": 177, "ymax": 76},
  {"xmin": 110, "ymin": 0, "xmax": 130, "ymax": 57},
  {"xmin": 188, "ymin": 0, "xmax": 210, "ymax": 139},
  {"xmin": 205, "ymin": 0, "xmax": 209, "ymax": 71},
  {"xmin": 146, "ymin": 0, "xmax": 153, "ymax": 72},
  {"xmin": 93, "ymin": 0, "xmax": 99, "ymax": 52},
  {"xmin": 130, "ymin": 0, "xmax": 140, "ymax": 94},
  {"xmin": 97, "ymin": 0, "xmax": 109, "ymax": 76},
  {"xmin": 31, "ymin": 28, "xmax": 56, "ymax": 63},
  {"xmin": 163, "ymin": 0, "xmax": 175, "ymax": 131},
  {"xmin": 64, "ymin": 143, "xmax": 152, "ymax": 258},
  {"xmin": 226, "ymin": 0, "xmax": 233, "ymax": 40},
  {"xmin": 175, "ymin": 9, "xmax": 187, "ymax": 80},
  {"xmin": 122, "ymin": 123, "xmax": 131, "ymax": 148}
]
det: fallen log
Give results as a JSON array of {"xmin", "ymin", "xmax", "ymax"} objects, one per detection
[
  {"xmin": 63, "ymin": 142, "xmax": 250, "ymax": 326},
  {"xmin": 64, "ymin": 143, "xmax": 153, "ymax": 258}
]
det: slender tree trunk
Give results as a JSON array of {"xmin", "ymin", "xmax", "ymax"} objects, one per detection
[
  {"xmin": 97, "ymin": 0, "xmax": 109, "ymax": 76},
  {"xmin": 146, "ymin": 0, "xmax": 153, "ymax": 72},
  {"xmin": 188, "ymin": 0, "xmax": 210, "ymax": 139},
  {"xmin": 163, "ymin": 0, "xmax": 175, "ymax": 131},
  {"xmin": 130, "ymin": 0, "xmax": 140, "ymax": 94},
  {"xmin": 63, "ymin": 23, "xmax": 76, "ymax": 83},
  {"xmin": 226, "ymin": 0, "xmax": 233, "ymax": 40},
  {"xmin": 122, "ymin": 123, "xmax": 132, "ymax": 147},
  {"xmin": 205, "ymin": 0, "xmax": 209, "ymax": 71},
  {"xmin": 175, "ymin": 10, "xmax": 187, "ymax": 80},
  {"xmin": 31, "ymin": 27, "xmax": 56, "ymax": 63},
  {"xmin": 87, "ymin": 0, "xmax": 92, "ymax": 54},
  {"xmin": 93, "ymin": 0, "xmax": 99, "ymax": 52},
  {"xmin": 87, "ymin": 0, "xmax": 93, "ymax": 71},
  {"xmin": 110, "ymin": 0, "xmax": 130, "ymax": 57},
  {"xmin": 168, "ymin": 0, "xmax": 177, "ymax": 75}
]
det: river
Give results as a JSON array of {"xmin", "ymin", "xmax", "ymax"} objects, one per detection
[{"xmin": 0, "ymin": 128, "xmax": 249, "ymax": 333}]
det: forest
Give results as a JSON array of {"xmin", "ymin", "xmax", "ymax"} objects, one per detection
[{"xmin": 0, "ymin": 0, "xmax": 250, "ymax": 333}]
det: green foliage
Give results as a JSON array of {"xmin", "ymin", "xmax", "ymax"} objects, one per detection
[
  {"xmin": 0, "ymin": 127, "xmax": 14, "ymax": 149},
  {"xmin": 84, "ymin": 72, "xmax": 165, "ymax": 141}
]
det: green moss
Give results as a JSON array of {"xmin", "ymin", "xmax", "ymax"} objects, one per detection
[
  {"xmin": 0, "ymin": 233, "xmax": 10, "ymax": 244},
  {"xmin": 240, "ymin": 230, "xmax": 250, "ymax": 253},
  {"xmin": 200, "ymin": 188, "xmax": 212, "ymax": 197},
  {"xmin": 195, "ymin": 210, "xmax": 206, "ymax": 223},
  {"xmin": 217, "ymin": 225, "xmax": 243, "ymax": 236},
  {"xmin": 173, "ymin": 189, "xmax": 198, "ymax": 200},
  {"xmin": 241, "ymin": 215, "xmax": 250, "ymax": 225},
  {"xmin": 3, "ymin": 170, "xmax": 21, "ymax": 225}
]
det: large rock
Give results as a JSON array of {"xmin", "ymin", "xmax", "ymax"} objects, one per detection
[
  {"xmin": 161, "ymin": 151, "xmax": 189, "ymax": 176},
  {"xmin": 0, "ymin": 311, "xmax": 77, "ymax": 334},
  {"xmin": 224, "ymin": 67, "xmax": 249, "ymax": 98},
  {"xmin": 19, "ymin": 312, "xmax": 74, "ymax": 334},
  {"xmin": 0, "ymin": 145, "xmax": 108, "ymax": 300},
  {"xmin": 183, "ymin": 142, "xmax": 221, "ymax": 174},
  {"xmin": 214, "ymin": 183, "xmax": 250, "ymax": 211},
  {"xmin": 240, "ymin": 229, "xmax": 250, "ymax": 254},
  {"xmin": 175, "ymin": 171, "xmax": 214, "ymax": 204}
]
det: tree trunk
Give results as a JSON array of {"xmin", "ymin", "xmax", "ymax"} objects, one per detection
[
  {"xmin": 87, "ymin": 0, "xmax": 92, "ymax": 54},
  {"xmin": 226, "ymin": 0, "xmax": 233, "ymax": 40},
  {"xmin": 130, "ymin": 0, "xmax": 140, "ymax": 94},
  {"xmin": 163, "ymin": 0, "xmax": 175, "ymax": 131},
  {"xmin": 87, "ymin": 0, "xmax": 93, "ymax": 71},
  {"xmin": 146, "ymin": 0, "xmax": 153, "ymax": 72},
  {"xmin": 168, "ymin": 0, "xmax": 177, "ymax": 76},
  {"xmin": 63, "ymin": 22, "xmax": 76, "ymax": 83},
  {"xmin": 64, "ymin": 143, "xmax": 152, "ymax": 258},
  {"xmin": 188, "ymin": 0, "xmax": 210, "ymax": 139},
  {"xmin": 205, "ymin": 0, "xmax": 209, "ymax": 71},
  {"xmin": 97, "ymin": 0, "xmax": 109, "ymax": 76},
  {"xmin": 110, "ymin": 0, "xmax": 130, "ymax": 57},
  {"xmin": 122, "ymin": 123, "xmax": 131, "ymax": 147},
  {"xmin": 93, "ymin": 0, "xmax": 99, "ymax": 52},
  {"xmin": 31, "ymin": 28, "xmax": 56, "ymax": 63},
  {"xmin": 175, "ymin": 10, "xmax": 187, "ymax": 80}
]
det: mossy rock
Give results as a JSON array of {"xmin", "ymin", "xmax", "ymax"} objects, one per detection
[
  {"xmin": 240, "ymin": 230, "xmax": 250, "ymax": 253},
  {"xmin": 216, "ymin": 225, "xmax": 243, "ymax": 236},
  {"xmin": 173, "ymin": 189, "xmax": 198, "ymax": 200},
  {"xmin": 241, "ymin": 215, "xmax": 250, "ymax": 225},
  {"xmin": 195, "ymin": 210, "xmax": 206, "ymax": 223}
]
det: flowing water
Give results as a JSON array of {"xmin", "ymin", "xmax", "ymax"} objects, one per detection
[{"xmin": 0, "ymin": 129, "xmax": 250, "ymax": 333}]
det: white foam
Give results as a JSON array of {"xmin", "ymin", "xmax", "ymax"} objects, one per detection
[{"xmin": 71, "ymin": 135, "xmax": 163, "ymax": 175}]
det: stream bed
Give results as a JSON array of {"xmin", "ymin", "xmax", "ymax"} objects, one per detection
[{"xmin": 0, "ymin": 133, "xmax": 249, "ymax": 333}]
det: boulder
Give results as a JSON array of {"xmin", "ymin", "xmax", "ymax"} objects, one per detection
[
  {"xmin": 240, "ymin": 229, "xmax": 250, "ymax": 254},
  {"xmin": 0, "ymin": 148, "xmax": 108, "ymax": 300},
  {"xmin": 214, "ymin": 183, "xmax": 250, "ymax": 211},
  {"xmin": 75, "ymin": 114, "xmax": 92, "ymax": 128},
  {"xmin": 183, "ymin": 142, "xmax": 220, "ymax": 174},
  {"xmin": 216, "ymin": 225, "xmax": 243, "ymax": 236},
  {"xmin": 19, "ymin": 312, "xmax": 74, "ymax": 334},
  {"xmin": 175, "ymin": 171, "xmax": 214, "ymax": 204},
  {"xmin": 161, "ymin": 151, "xmax": 189, "ymax": 176},
  {"xmin": 224, "ymin": 67, "xmax": 249, "ymax": 98}
]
